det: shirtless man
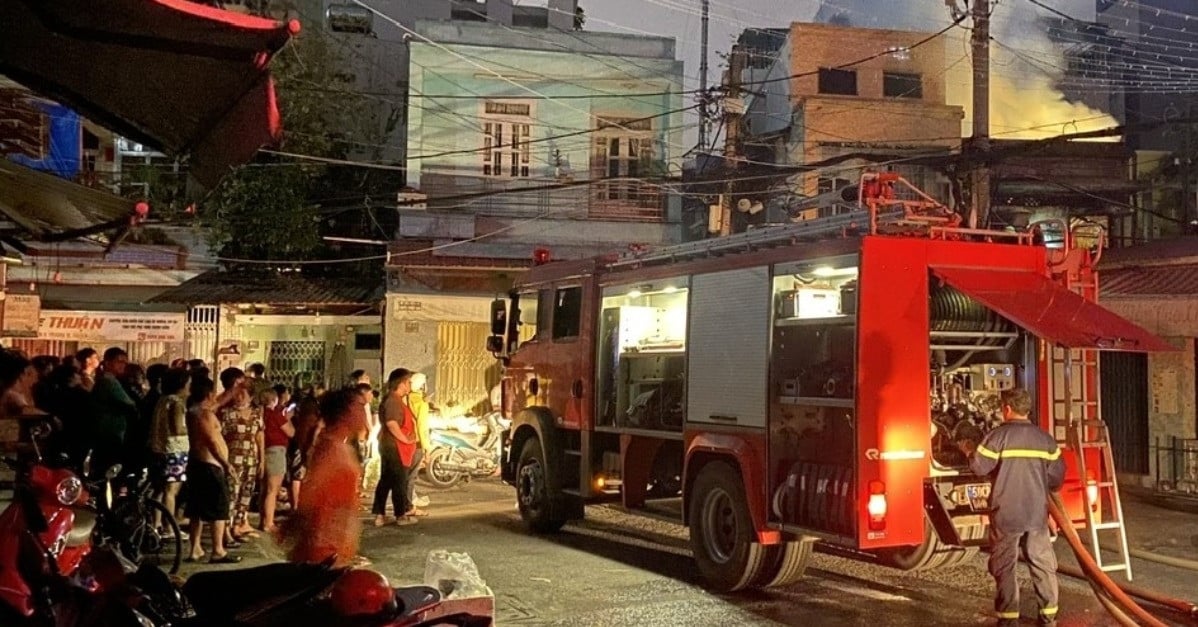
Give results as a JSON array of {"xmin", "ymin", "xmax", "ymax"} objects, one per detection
[{"xmin": 185, "ymin": 378, "xmax": 241, "ymax": 564}]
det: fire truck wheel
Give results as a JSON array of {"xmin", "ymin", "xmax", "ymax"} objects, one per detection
[
  {"xmin": 516, "ymin": 438, "xmax": 567, "ymax": 533},
  {"xmin": 876, "ymin": 516, "xmax": 975, "ymax": 571},
  {"xmin": 689, "ymin": 461, "xmax": 767, "ymax": 592},
  {"xmin": 752, "ymin": 539, "xmax": 814, "ymax": 588}
]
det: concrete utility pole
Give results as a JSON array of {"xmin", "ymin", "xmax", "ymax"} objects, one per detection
[
  {"xmin": 698, "ymin": 0, "xmax": 709, "ymax": 154},
  {"xmin": 720, "ymin": 45, "xmax": 746, "ymax": 237},
  {"xmin": 970, "ymin": 0, "xmax": 991, "ymax": 229}
]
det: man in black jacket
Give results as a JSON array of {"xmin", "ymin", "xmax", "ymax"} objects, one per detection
[{"xmin": 961, "ymin": 387, "xmax": 1066, "ymax": 627}]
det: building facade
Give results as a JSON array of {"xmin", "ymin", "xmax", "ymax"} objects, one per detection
[
  {"xmin": 1098, "ymin": 238, "xmax": 1198, "ymax": 490},
  {"xmin": 384, "ymin": 19, "xmax": 685, "ymax": 411},
  {"xmin": 743, "ymin": 22, "xmax": 964, "ymax": 218}
]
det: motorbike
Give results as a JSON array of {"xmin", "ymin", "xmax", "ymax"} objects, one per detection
[
  {"xmin": 420, "ymin": 413, "xmax": 509, "ymax": 489},
  {"xmin": 130, "ymin": 558, "xmax": 494, "ymax": 627},
  {"xmin": 0, "ymin": 425, "xmax": 158, "ymax": 626},
  {"xmin": 0, "ymin": 424, "xmax": 95, "ymax": 619}
]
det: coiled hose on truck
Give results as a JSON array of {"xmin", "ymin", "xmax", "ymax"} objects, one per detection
[{"xmin": 1046, "ymin": 492, "xmax": 1198, "ymax": 625}]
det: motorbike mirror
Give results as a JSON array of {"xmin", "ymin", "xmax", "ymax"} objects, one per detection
[
  {"xmin": 105, "ymin": 464, "xmax": 123, "ymax": 480},
  {"xmin": 486, "ymin": 335, "xmax": 504, "ymax": 354},
  {"xmin": 490, "ymin": 299, "xmax": 507, "ymax": 336},
  {"xmin": 29, "ymin": 423, "xmax": 50, "ymax": 439}
]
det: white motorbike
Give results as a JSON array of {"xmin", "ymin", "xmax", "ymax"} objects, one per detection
[{"xmin": 420, "ymin": 412, "xmax": 509, "ymax": 490}]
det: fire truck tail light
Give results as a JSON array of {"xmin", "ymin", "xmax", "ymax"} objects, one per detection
[{"xmin": 867, "ymin": 481, "xmax": 887, "ymax": 530}]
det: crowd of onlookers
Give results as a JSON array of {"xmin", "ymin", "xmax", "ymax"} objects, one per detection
[{"xmin": 0, "ymin": 346, "xmax": 436, "ymax": 567}]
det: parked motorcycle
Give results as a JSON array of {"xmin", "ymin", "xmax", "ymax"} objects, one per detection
[
  {"xmin": 0, "ymin": 426, "xmax": 159, "ymax": 626},
  {"xmin": 420, "ymin": 413, "xmax": 509, "ymax": 489},
  {"xmin": 129, "ymin": 558, "xmax": 494, "ymax": 627},
  {"xmin": 0, "ymin": 425, "xmax": 95, "ymax": 619}
]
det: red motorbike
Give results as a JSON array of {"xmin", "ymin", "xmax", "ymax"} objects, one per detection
[{"xmin": 0, "ymin": 425, "xmax": 96, "ymax": 620}]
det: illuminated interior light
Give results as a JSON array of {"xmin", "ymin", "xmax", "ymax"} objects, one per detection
[
  {"xmin": 628, "ymin": 290, "xmax": 642, "ymax": 299},
  {"xmin": 812, "ymin": 266, "xmax": 836, "ymax": 277},
  {"xmin": 662, "ymin": 285, "xmax": 678, "ymax": 294}
]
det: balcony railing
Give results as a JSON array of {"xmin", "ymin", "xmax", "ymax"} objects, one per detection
[{"xmin": 419, "ymin": 170, "xmax": 667, "ymax": 222}]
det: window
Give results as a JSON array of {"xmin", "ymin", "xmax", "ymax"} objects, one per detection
[
  {"xmin": 354, "ymin": 333, "xmax": 381, "ymax": 351},
  {"xmin": 592, "ymin": 116, "xmax": 657, "ymax": 206},
  {"xmin": 883, "ymin": 72, "xmax": 923, "ymax": 99},
  {"xmin": 516, "ymin": 291, "xmax": 541, "ymax": 342},
  {"xmin": 551, "ymin": 287, "xmax": 583, "ymax": 339},
  {"xmin": 482, "ymin": 101, "xmax": 532, "ymax": 178},
  {"xmin": 818, "ymin": 68, "xmax": 857, "ymax": 95}
]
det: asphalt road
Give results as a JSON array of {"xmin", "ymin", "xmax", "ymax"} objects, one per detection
[{"xmin": 183, "ymin": 480, "xmax": 1185, "ymax": 627}]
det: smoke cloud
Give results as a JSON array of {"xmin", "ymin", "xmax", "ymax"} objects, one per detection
[{"xmin": 815, "ymin": 0, "xmax": 1119, "ymax": 139}]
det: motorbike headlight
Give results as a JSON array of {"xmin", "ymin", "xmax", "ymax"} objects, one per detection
[{"xmin": 56, "ymin": 476, "xmax": 83, "ymax": 505}]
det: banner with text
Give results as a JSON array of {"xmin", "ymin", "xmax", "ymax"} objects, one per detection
[{"xmin": 38, "ymin": 311, "xmax": 185, "ymax": 343}]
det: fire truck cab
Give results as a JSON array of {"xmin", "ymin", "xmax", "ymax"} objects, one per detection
[{"xmin": 487, "ymin": 213, "xmax": 1171, "ymax": 592}]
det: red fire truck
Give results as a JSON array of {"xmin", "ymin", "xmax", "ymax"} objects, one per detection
[{"xmin": 485, "ymin": 175, "xmax": 1172, "ymax": 591}]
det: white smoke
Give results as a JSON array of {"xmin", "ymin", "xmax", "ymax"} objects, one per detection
[{"xmin": 815, "ymin": 0, "xmax": 1119, "ymax": 140}]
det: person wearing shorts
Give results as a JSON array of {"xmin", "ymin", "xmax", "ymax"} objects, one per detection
[
  {"xmin": 259, "ymin": 388, "xmax": 294, "ymax": 532},
  {"xmin": 149, "ymin": 368, "xmax": 190, "ymax": 538},
  {"xmin": 184, "ymin": 378, "xmax": 239, "ymax": 564},
  {"xmin": 186, "ymin": 460, "xmax": 230, "ymax": 524}
]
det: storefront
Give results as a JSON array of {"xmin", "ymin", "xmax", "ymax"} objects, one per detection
[
  {"xmin": 383, "ymin": 292, "xmax": 501, "ymax": 415},
  {"xmin": 7, "ymin": 309, "xmax": 186, "ymax": 364}
]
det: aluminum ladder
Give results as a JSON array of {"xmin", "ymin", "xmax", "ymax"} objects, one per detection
[{"xmin": 1051, "ymin": 262, "xmax": 1133, "ymax": 581}]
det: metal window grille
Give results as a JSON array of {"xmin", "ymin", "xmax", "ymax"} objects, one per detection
[{"xmin": 268, "ymin": 341, "xmax": 327, "ymax": 389}]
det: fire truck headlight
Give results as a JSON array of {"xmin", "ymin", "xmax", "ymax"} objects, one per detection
[{"xmin": 867, "ymin": 481, "xmax": 887, "ymax": 531}]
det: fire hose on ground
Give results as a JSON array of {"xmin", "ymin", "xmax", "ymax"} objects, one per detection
[{"xmin": 1047, "ymin": 492, "xmax": 1198, "ymax": 625}]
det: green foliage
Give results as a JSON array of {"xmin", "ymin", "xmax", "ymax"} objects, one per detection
[{"xmin": 200, "ymin": 29, "xmax": 402, "ymax": 264}]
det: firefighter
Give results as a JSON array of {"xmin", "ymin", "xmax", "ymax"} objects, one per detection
[{"xmin": 959, "ymin": 387, "xmax": 1066, "ymax": 627}]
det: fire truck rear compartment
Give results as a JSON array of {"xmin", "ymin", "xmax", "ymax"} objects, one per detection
[{"xmin": 767, "ymin": 268, "xmax": 1029, "ymax": 568}]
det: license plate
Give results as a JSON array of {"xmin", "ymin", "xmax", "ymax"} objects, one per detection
[{"xmin": 965, "ymin": 484, "xmax": 991, "ymax": 511}]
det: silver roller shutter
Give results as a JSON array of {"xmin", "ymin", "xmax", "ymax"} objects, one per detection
[{"xmin": 686, "ymin": 266, "xmax": 770, "ymax": 429}]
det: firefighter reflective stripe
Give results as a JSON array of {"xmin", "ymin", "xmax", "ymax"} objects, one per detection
[
  {"xmin": 1040, "ymin": 606, "xmax": 1059, "ymax": 617},
  {"xmin": 997, "ymin": 612, "xmax": 1020, "ymax": 619},
  {"xmin": 977, "ymin": 445, "xmax": 1061, "ymax": 461}
]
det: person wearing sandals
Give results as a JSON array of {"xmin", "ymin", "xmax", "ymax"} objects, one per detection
[
  {"xmin": 220, "ymin": 386, "xmax": 264, "ymax": 541},
  {"xmin": 372, "ymin": 369, "xmax": 423, "ymax": 527},
  {"xmin": 282, "ymin": 387, "xmax": 368, "ymax": 567},
  {"xmin": 184, "ymin": 378, "xmax": 241, "ymax": 564},
  {"xmin": 259, "ymin": 387, "xmax": 294, "ymax": 533},
  {"xmin": 149, "ymin": 367, "xmax": 190, "ymax": 540}
]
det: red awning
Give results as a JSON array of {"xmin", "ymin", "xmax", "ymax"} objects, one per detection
[
  {"xmin": 0, "ymin": 0, "xmax": 298, "ymax": 188},
  {"xmin": 931, "ymin": 267, "xmax": 1174, "ymax": 352}
]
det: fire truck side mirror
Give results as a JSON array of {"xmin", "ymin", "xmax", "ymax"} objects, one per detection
[{"xmin": 490, "ymin": 299, "xmax": 508, "ymax": 336}]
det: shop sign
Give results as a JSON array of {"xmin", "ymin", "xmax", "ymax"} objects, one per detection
[
  {"xmin": 38, "ymin": 311, "xmax": 185, "ymax": 343},
  {"xmin": 2, "ymin": 294, "xmax": 41, "ymax": 337}
]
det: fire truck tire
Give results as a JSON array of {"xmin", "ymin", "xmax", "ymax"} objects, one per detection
[
  {"xmin": 688, "ymin": 461, "xmax": 767, "ymax": 592},
  {"xmin": 876, "ymin": 516, "xmax": 977, "ymax": 571},
  {"xmin": 752, "ymin": 540, "xmax": 814, "ymax": 588},
  {"xmin": 516, "ymin": 438, "xmax": 567, "ymax": 533}
]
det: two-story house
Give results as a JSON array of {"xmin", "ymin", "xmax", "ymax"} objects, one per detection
[
  {"xmin": 385, "ymin": 16, "xmax": 685, "ymax": 412},
  {"xmin": 744, "ymin": 22, "xmax": 964, "ymax": 218}
]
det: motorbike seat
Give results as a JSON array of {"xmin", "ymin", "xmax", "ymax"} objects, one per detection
[
  {"xmin": 66, "ymin": 508, "xmax": 95, "ymax": 547},
  {"xmin": 183, "ymin": 561, "xmax": 343, "ymax": 620},
  {"xmin": 393, "ymin": 585, "xmax": 442, "ymax": 617}
]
